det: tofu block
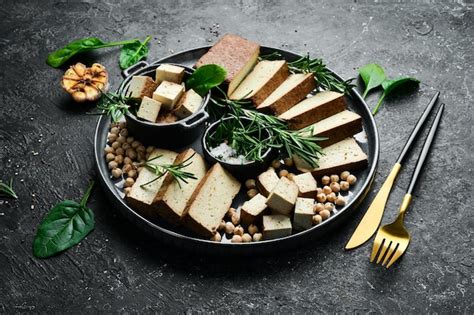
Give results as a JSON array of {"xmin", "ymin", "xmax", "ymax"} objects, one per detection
[
  {"xmin": 256, "ymin": 168, "xmax": 280, "ymax": 197},
  {"xmin": 293, "ymin": 197, "xmax": 315, "ymax": 231},
  {"xmin": 183, "ymin": 163, "xmax": 241, "ymax": 237},
  {"xmin": 279, "ymin": 91, "xmax": 347, "ymax": 130},
  {"xmin": 294, "ymin": 138, "xmax": 368, "ymax": 177},
  {"xmin": 126, "ymin": 76, "xmax": 157, "ymax": 99},
  {"xmin": 263, "ymin": 214, "xmax": 292, "ymax": 240},
  {"xmin": 153, "ymin": 81, "xmax": 185, "ymax": 111},
  {"xmin": 240, "ymin": 193, "xmax": 268, "ymax": 225},
  {"xmin": 136, "ymin": 96, "xmax": 161, "ymax": 122},
  {"xmin": 266, "ymin": 177, "xmax": 299, "ymax": 215},
  {"xmin": 155, "ymin": 64, "xmax": 185, "ymax": 85},
  {"xmin": 125, "ymin": 149, "xmax": 178, "ymax": 217},
  {"xmin": 257, "ymin": 73, "xmax": 316, "ymax": 115},
  {"xmin": 305, "ymin": 110, "xmax": 362, "ymax": 147},
  {"xmin": 174, "ymin": 89, "xmax": 203, "ymax": 119},
  {"xmin": 230, "ymin": 60, "xmax": 289, "ymax": 106},
  {"xmin": 154, "ymin": 149, "xmax": 208, "ymax": 225},
  {"xmin": 195, "ymin": 34, "xmax": 260, "ymax": 95},
  {"xmin": 292, "ymin": 172, "xmax": 318, "ymax": 198}
]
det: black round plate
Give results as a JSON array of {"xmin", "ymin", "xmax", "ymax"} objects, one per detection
[{"xmin": 94, "ymin": 46, "xmax": 379, "ymax": 255}]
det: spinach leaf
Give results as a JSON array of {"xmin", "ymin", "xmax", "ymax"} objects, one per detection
[
  {"xmin": 186, "ymin": 64, "xmax": 227, "ymax": 96},
  {"xmin": 33, "ymin": 182, "xmax": 95, "ymax": 258},
  {"xmin": 372, "ymin": 77, "xmax": 420, "ymax": 115},
  {"xmin": 119, "ymin": 36, "xmax": 151, "ymax": 70},
  {"xmin": 359, "ymin": 63, "xmax": 386, "ymax": 98}
]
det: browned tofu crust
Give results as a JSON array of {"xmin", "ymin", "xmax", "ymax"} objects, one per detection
[
  {"xmin": 140, "ymin": 77, "xmax": 158, "ymax": 99},
  {"xmin": 315, "ymin": 116, "xmax": 363, "ymax": 148},
  {"xmin": 251, "ymin": 62, "xmax": 290, "ymax": 106}
]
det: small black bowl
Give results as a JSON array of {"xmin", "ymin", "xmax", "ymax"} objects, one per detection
[{"xmin": 202, "ymin": 116, "xmax": 277, "ymax": 181}]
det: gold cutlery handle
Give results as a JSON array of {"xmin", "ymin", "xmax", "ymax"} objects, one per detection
[{"xmin": 399, "ymin": 194, "xmax": 412, "ymax": 216}]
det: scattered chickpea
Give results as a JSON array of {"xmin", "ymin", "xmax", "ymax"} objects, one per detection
[
  {"xmin": 108, "ymin": 161, "xmax": 118, "ymax": 170},
  {"xmin": 316, "ymin": 187, "xmax": 323, "ymax": 195},
  {"xmin": 122, "ymin": 143, "xmax": 131, "ymax": 150},
  {"xmin": 347, "ymin": 174, "xmax": 357, "ymax": 185},
  {"xmin": 245, "ymin": 179, "xmax": 256, "ymax": 190},
  {"xmin": 110, "ymin": 127, "xmax": 120, "ymax": 134},
  {"xmin": 242, "ymin": 233, "xmax": 252, "ymax": 242},
  {"xmin": 108, "ymin": 133, "xmax": 118, "ymax": 143},
  {"xmin": 322, "ymin": 186, "xmax": 332, "ymax": 195},
  {"xmin": 126, "ymin": 137, "xmax": 134, "ymax": 144},
  {"xmin": 340, "ymin": 181, "xmax": 350, "ymax": 191},
  {"xmin": 128, "ymin": 169, "xmax": 137, "ymax": 179},
  {"xmin": 111, "ymin": 141, "xmax": 121, "ymax": 149},
  {"xmin": 210, "ymin": 233, "xmax": 222, "ymax": 242},
  {"xmin": 106, "ymin": 153, "xmax": 115, "ymax": 162},
  {"xmin": 118, "ymin": 122, "xmax": 126, "ymax": 129},
  {"xmin": 279, "ymin": 169, "xmax": 289, "ymax": 178},
  {"xmin": 111, "ymin": 168, "xmax": 122, "ymax": 178},
  {"xmin": 330, "ymin": 182, "xmax": 340, "ymax": 193},
  {"xmin": 319, "ymin": 209, "xmax": 331, "ymax": 220},
  {"xmin": 271, "ymin": 159, "xmax": 281, "ymax": 169},
  {"xmin": 126, "ymin": 148, "xmax": 137, "ymax": 160},
  {"xmin": 247, "ymin": 188, "xmax": 258, "ymax": 199},
  {"xmin": 131, "ymin": 140, "xmax": 140, "ymax": 149},
  {"xmin": 287, "ymin": 173, "xmax": 295, "ymax": 180},
  {"xmin": 115, "ymin": 148, "xmax": 125, "ymax": 156},
  {"xmin": 231, "ymin": 213, "xmax": 240, "ymax": 225},
  {"xmin": 146, "ymin": 146, "xmax": 155, "ymax": 153},
  {"xmin": 314, "ymin": 203, "xmax": 325, "ymax": 213},
  {"xmin": 225, "ymin": 221, "xmax": 235, "ymax": 234},
  {"xmin": 124, "ymin": 177, "xmax": 135, "ymax": 187},
  {"xmin": 248, "ymin": 224, "xmax": 259, "ymax": 235},
  {"xmin": 330, "ymin": 174, "xmax": 339, "ymax": 183},
  {"xmin": 324, "ymin": 202, "xmax": 334, "ymax": 211},
  {"xmin": 124, "ymin": 157, "xmax": 132, "ymax": 165},
  {"xmin": 137, "ymin": 152, "xmax": 146, "ymax": 161},
  {"xmin": 137, "ymin": 145, "xmax": 146, "ymax": 153},
  {"xmin": 104, "ymin": 146, "xmax": 114, "ymax": 155},
  {"xmin": 234, "ymin": 225, "xmax": 244, "ymax": 236},
  {"xmin": 335, "ymin": 195, "xmax": 346, "ymax": 206},
  {"xmin": 321, "ymin": 176, "xmax": 330, "ymax": 185},
  {"xmin": 252, "ymin": 233, "xmax": 263, "ymax": 242},
  {"xmin": 123, "ymin": 187, "xmax": 132, "ymax": 196},
  {"xmin": 316, "ymin": 193, "xmax": 326, "ymax": 203},
  {"xmin": 283, "ymin": 157, "xmax": 294, "ymax": 167},
  {"xmin": 119, "ymin": 129, "xmax": 128, "ymax": 137},
  {"xmin": 123, "ymin": 164, "xmax": 132, "ymax": 173},
  {"xmin": 227, "ymin": 207, "xmax": 237, "ymax": 218},
  {"xmin": 340, "ymin": 171, "xmax": 350, "ymax": 181},
  {"xmin": 117, "ymin": 136, "xmax": 126, "ymax": 144},
  {"xmin": 114, "ymin": 155, "xmax": 124, "ymax": 164},
  {"xmin": 312, "ymin": 215, "xmax": 323, "ymax": 225},
  {"xmin": 231, "ymin": 235, "xmax": 242, "ymax": 243},
  {"xmin": 218, "ymin": 220, "xmax": 226, "ymax": 231},
  {"xmin": 327, "ymin": 192, "xmax": 336, "ymax": 203}
]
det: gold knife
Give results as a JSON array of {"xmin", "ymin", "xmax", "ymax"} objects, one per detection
[{"xmin": 345, "ymin": 91, "xmax": 440, "ymax": 250}]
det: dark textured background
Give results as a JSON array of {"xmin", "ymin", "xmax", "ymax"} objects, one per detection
[{"xmin": 0, "ymin": 0, "xmax": 472, "ymax": 313}]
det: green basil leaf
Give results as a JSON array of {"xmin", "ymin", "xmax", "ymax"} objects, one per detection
[
  {"xmin": 186, "ymin": 64, "xmax": 227, "ymax": 96},
  {"xmin": 359, "ymin": 63, "xmax": 386, "ymax": 98},
  {"xmin": 372, "ymin": 77, "xmax": 420, "ymax": 115},
  {"xmin": 119, "ymin": 36, "xmax": 151, "ymax": 70}
]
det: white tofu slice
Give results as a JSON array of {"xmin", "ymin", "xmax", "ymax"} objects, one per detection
[
  {"xmin": 266, "ymin": 177, "xmax": 299, "ymax": 215},
  {"xmin": 136, "ymin": 96, "xmax": 162, "ymax": 122},
  {"xmin": 153, "ymin": 81, "xmax": 185, "ymax": 111},
  {"xmin": 174, "ymin": 89, "xmax": 203, "ymax": 119},
  {"xmin": 256, "ymin": 168, "xmax": 279, "ymax": 197},
  {"xmin": 292, "ymin": 172, "xmax": 318, "ymax": 198},
  {"xmin": 155, "ymin": 64, "xmax": 185, "ymax": 85},
  {"xmin": 293, "ymin": 197, "xmax": 315, "ymax": 231},
  {"xmin": 240, "ymin": 193, "xmax": 267, "ymax": 225},
  {"xmin": 263, "ymin": 214, "xmax": 292, "ymax": 240},
  {"xmin": 126, "ymin": 76, "xmax": 157, "ymax": 99}
]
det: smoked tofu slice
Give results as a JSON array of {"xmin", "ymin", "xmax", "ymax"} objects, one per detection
[
  {"xmin": 292, "ymin": 172, "xmax": 318, "ymax": 198},
  {"xmin": 136, "ymin": 96, "xmax": 161, "ymax": 122},
  {"xmin": 294, "ymin": 138, "xmax": 368, "ymax": 177},
  {"xmin": 293, "ymin": 197, "xmax": 315, "ymax": 231},
  {"xmin": 229, "ymin": 60, "xmax": 289, "ymax": 106},
  {"xmin": 125, "ymin": 149, "xmax": 178, "ymax": 217},
  {"xmin": 305, "ymin": 110, "xmax": 362, "ymax": 147},
  {"xmin": 263, "ymin": 214, "xmax": 292, "ymax": 240},
  {"xmin": 155, "ymin": 64, "xmax": 185, "ymax": 85},
  {"xmin": 257, "ymin": 73, "xmax": 315, "ymax": 115},
  {"xmin": 266, "ymin": 177, "xmax": 299, "ymax": 215},
  {"xmin": 153, "ymin": 81, "xmax": 185, "ymax": 111},
  {"xmin": 240, "ymin": 193, "xmax": 268, "ymax": 225},
  {"xmin": 126, "ymin": 76, "xmax": 157, "ymax": 99},
  {"xmin": 195, "ymin": 34, "xmax": 260, "ymax": 95},
  {"xmin": 256, "ymin": 168, "xmax": 279, "ymax": 197},
  {"xmin": 279, "ymin": 91, "xmax": 347, "ymax": 130},
  {"xmin": 154, "ymin": 149, "xmax": 208, "ymax": 225},
  {"xmin": 183, "ymin": 163, "xmax": 241, "ymax": 237},
  {"xmin": 174, "ymin": 89, "xmax": 203, "ymax": 119}
]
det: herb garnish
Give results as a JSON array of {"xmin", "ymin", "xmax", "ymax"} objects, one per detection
[
  {"xmin": 0, "ymin": 178, "xmax": 18, "ymax": 199},
  {"xmin": 138, "ymin": 154, "xmax": 197, "ymax": 188},
  {"xmin": 95, "ymin": 92, "xmax": 139, "ymax": 123},
  {"xmin": 33, "ymin": 182, "xmax": 95, "ymax": 258},
  {"xmin": 185, "ymin": 64, "xmax": 227, "ymax": 96}
]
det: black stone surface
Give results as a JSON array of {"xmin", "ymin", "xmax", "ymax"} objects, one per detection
[{"xmin": 0, "ymin": 0, "xmax": 472, "ymax": 313}]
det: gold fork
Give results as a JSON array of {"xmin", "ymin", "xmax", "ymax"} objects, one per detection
[{"xmin": 370, "ymin": 103, "xmax": 444, "ymax": 268}]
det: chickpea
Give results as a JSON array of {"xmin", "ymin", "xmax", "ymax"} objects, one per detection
[
  {"xmin": 340, "ymin": 181, "xmax": 350, "ymax": 191},
  {"xmin": 128, "ymin": 169, "xmax": 137, "ymax": 179},
  {"xmin": 248, "ymin": 224, "xmax": 259, "ymax": 235},
  {"xmin": 131, "ymin": 140, "xmax": 140, "ymax": 149},
  {"xmin": 321, "ymin": 176, "xmax": 330, "ymax": 185},
  {"xmin": 320, "ymin": 209, "xmax": 331, "ymax": 220},
  {"xmin": 126, "ymin": 148, "xmax": 137, "ymax": 160},
  {"xmin": 271, "ymin": 159, "xmax": 281, "ymax": 169},
  {"xmin": 283, "ymin": 157, "xmax": 294, "ymax": 167},
  {"xmin": 124, "ymin": 157, "xmax": 132, "ymax": 165},
  {"xmin": 119, "ymin": 128, "xmax": 128, "ymax": 137},
  {"xmin": 340, "ymin": 171, "xmax": 350, "ymax": 181},
  {"xmin": 316, "ymin": 193, "xmax": 326, "ymax": 203},
  {"xmin": 111, "ymin": 168, "xmax": 122, "ymax": 178},
  {"xmin": 327, "ymin": 192, "xmax": 336, "ymax": 203},
  {"xmin": 106, "ymin": 153, "xmax": 115, "ymax": 162},
  {"xmin": 111, "ymin": 141, "xmax": 121, "ymax": 149},
  {"xmin": 252, "ymin": 233, "xmax": 263, "ymax": 242},
  {"xmin": 110, "ymin": 127, "xmax": 120, "ymax": 134},
  {"xmin": 104, "ymin": 146, "xmax": 114, "ymax": 155},
  {"xmin": 123, "ymin": 187, "xmax": 132, "ymax": 196},
  {"xmin": 118, "ymin": 122, "xmax": 126, "ymax": 129},
  {"xmin": 115, "ymin": 147, "xmax": 125, "ymax": 156},
  {"xmin": 312, "ymin": 215, "xmax": 323, "ymax": 225},
  {"xmin": 247, "ymin": 188, "xmax": 258, "ymax": 199},
  {"xmin": 146, "ymin": 146, "xmax": 155, "ymax": 154},
  {"xmin": 227, "ymin": 207, "xmax": 237, "ymax": 218},
  {"xmin": 347, "ymin": 174, "xmax": 357, "ymax": 185},
  {"xmin": 234, "ymin": 225, "xmax": 244, "ymax": 236},
  {"xmin": 108, "ymin": 161, "xmax": 118, "ymax": 170},
  {"xmin": 137, "ymin": 145, "xmax": 146, "ymax": 153},
  {"xmin": 124, "ymin": 177, "xmax": 135, "ymax": 187},
  {"xmin": 231, "ymin": 213, "xmax": 240, "ymax": 225},
  {"xmin": 225, "ymin": 222, "xmax": 235, "ymax": 234},
  {"xmin": 245, "ymin": 179, "xmax": 256, "ymax": 190},
  {"xmin": 137, "ymin": 152, "xmax": 146, "ymax": 161},
  {"xmin": 316, "ymin": 187, "xmax": 323, "ymax": 195},
  {"xmin": 322, "ymin": 186, "xmax": 332, "ymax": 195},
  {"xmin": 324, "ymin": 202, "xmax": 334, "ymax": 211},
  {"xmin": 117, "ymin": 136, "xmax": 126, "ymax": 144},
  {"xmin": 330, "ymin": 174, "xmax": 339, "ymax": 183},
  {"xmin": 242, "ymin": 233, "xmax": 252, "ymax": 242},
  {"xmin": 122, "ymin": 143, "xmax": 131, "ymax": 150},
  {"xmin": 123, "ymin": 164, "xmax": 132, "ymax": 173},
  {"xmin": 108, "ymin": 133, "xmax": 118, "ymax": 143},
  {"xmin": 231, "ymin": 235, "xmax": 242, "ymax": 243},
  {"xmin": 210, "ymin": 233, "xmax": 222, "ymax": 242},
  {"xmin": 335, "ymin": 195, "xmax": 347, "ymax": 206},
  {"xmin": 126, "ymin": 137, "xmax": 134, "ymax": 144},
  {"xmin": 314, "ymin": 203, "xmax": 324, "ymax": 213},
  {"xmin": 114, "ymin": 155, "xmax": 124, "ymax": 165},
  {"xmin": 279, "ymin": 169, "xmax": 289, "ymax": 178},
  {"xmin": 287, "ymin": 173, "xmax": 295, "ymax": 181},
  {"xmin": 330, "ymin": 182, "xmax": 340, "ymax": 193}
]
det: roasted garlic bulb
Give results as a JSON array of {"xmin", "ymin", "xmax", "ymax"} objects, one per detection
[{"xmin": 61, "ymin": 63, "xmax": 109, "ymax": 102}]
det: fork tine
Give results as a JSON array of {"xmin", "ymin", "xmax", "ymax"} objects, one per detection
[
  {"xmin": 382, "ymin": 242, "xmax": 398, "ymax": 266},
  {"xmin": 376, "ymin": 239, "xmax": 391, "ymax": 264},
  {"xmin": 386, "ymin": 241, "xmax": 409, "ymax": 268},
  {"xmin": 370, "ymin": 233, "xmax": 384, "ymax": 262}
]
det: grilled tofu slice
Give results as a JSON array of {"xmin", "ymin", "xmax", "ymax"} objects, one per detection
[
  {"xmin": 266, "ymin": 177, "xmax": 299, "ymax": 215},
  {"xmin": 174, "ymin": 89, "xmax": 203, "ymax": 119},
  {"xmin": 256, "ymin": 168, "xmax": 280, "ymax": 197},
  {"xmin": 126, "ymin": 76, "xmax": 157, "ymax": 99},
  {"xmin": 240, "ymin": 193, "xmax": 268, "ymax": 226}
]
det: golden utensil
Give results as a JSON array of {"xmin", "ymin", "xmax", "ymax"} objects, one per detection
[
  {"xmin": 371, "ymin": 103, "xmax": 444, "ymax": 268},
  {"xmin": 345, "ymin": 91, "xmax": 440, "ymax": 250}
]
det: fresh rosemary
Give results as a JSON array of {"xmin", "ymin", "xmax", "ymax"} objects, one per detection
[
  {"xmin": 96, "ymin": 92, "xmax": 138, "ymax": 123},
  {"xmin": 138, "ymin": 154, "xmax": 197, "ymax": 188},
  {"xmin": 0, "ymin": 178, "xmax": 18, "ymax": 199}
]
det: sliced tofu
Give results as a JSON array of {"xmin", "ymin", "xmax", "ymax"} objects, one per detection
[
  {"xmin": 126, "ymin": 75, "xmax": 157, "ymax": 99},
  {"xmin": 152, "ymin": 81, "xmax": 185, "ymax": 111},
  {"xmin": 174, "ymin": 89, "xmax": 203, "ymax": 119},
  {"xmin": 256, "ymin": 168, "xmax": 280, "ymax": 197},
  {"xmin": 183, "ymin": 163, "xmax": 241, "ymax": 237},
  {"xmin": 305, "ymin": 110, "xmax": 362, "ymax": 147},
  {"xmin": 125, "ymin": 149, "xmax": 178, "ymax": 217},
  {"xmin": 279, "ymin": 91, "xmax": 347, "ymax": 130},
  {"xmin": 292, "ymin": 172, "xmax": 318, "ymax": 198},
  {"xmin": 257, "ymin": 73, "xmax": 315, "ymax": 115},
  {"xmin": 154, "ymin": 149, "xmax": 208, "ymax": 225},
  {"xmin": 263, "ymin": 214, "xmax": 292, "ymax": 240},
  {"xmin": 240, "ymin": 193, "xmax": 268, "ymax": 225},
  {"xmin": 230, "ymin": 60, "xmax": 289, "ymax": 106},
  {"xmin": 195, "ymin": 34, "xmax": 260, "ymax": 95},
  {"xmin": 266, "ymin": 177, "xmax": 299, "ymax": 215},
  {"xmin": 294, "ymin": 138, "xmax": 368, "ymax": 177},
  {"xmin": 136, "ymin": 96, "xmax": 161, "ymax": 122},
  {"xmin": 293, "ymin": 197, "xmax": 315, "ymax": 231},
  {"xmin": 155, "ymin": 64, "xmax": 185, "ymax": 85}
]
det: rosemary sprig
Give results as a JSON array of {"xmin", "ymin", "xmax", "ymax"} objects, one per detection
[
  {"xmin": 0, "ymin": 178, "xmax": 18, "ymax": 199},
  {"xmin": 138, "ymin": 154, "xmax": 197, "ymax": 188},
  {"xmin": 95, "ymin": 92, "xmax": 137, "ymax": 123}
]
